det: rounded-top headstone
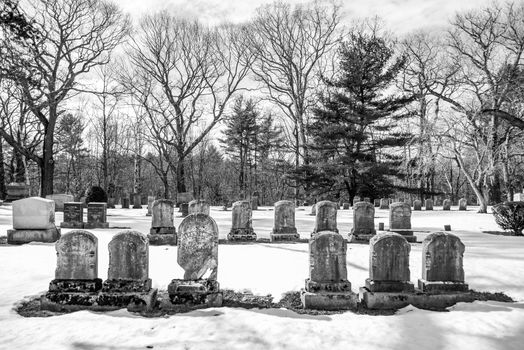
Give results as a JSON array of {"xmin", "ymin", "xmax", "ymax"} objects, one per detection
[
  {"xmin": 413, "ymin": 200, "xmax": 422, "ymax": 211},
  {"xmin": 13, "ymin": 196, "xmax": 55, "ymax": 230},
  {"xmin": 231, "ymin": 200, "xmax": 252, "ymax": 229},
  {"xmin": 369, "ymin": 233, "xmax": 410, "ymax": 281},
  {"xmin": 459, "ymin": 198, "xmax": 467, "ymax": 211},
  {"xmin": 309, "ymin": 231, "xmax": 347, "ymax": 283},
  {"xmin": 379, "ymin": 198, "xmax": 389, "ymax": 209},
  {"xmin": 107, "ymin": 230, "xmax": 148, "ymax": 281},
  {"xmin": 422, "ymin": 231, "xmax": 465, "ymax": 282},
  {"xmin": 352, "ymin": 201, "xmax": 375, "ymax": 235},
  {"xmin": 55, "ymin": 230, "xmax": 98, "ymax": 280},
  {"xmin": 178, "ymin": 213, "xmax": 219, "ymax": 280},
  {"xmin": 274, "ymin": 200, "xmax": 295, "ymax": 229},
  {"xmin": 425, "ymin": 199, "xmax": 434, "ymax": 210},
  {"xmin": 314, "ymin": 200, "xmax": 338, "ymax": 233},
  {"xmin": 188, "ymin": 199, "xmax": 210, "ymax": 215},
  {"xmin": 389, "ymin": 202, "xmax": 412, "ymax": 230},
  {"xmin": 443, "ymin": 199, "xmax": 451, "ymax": 210},
  {"xmin": 152, "ymin": 199, "xmax": 174, "ymax": 228}
]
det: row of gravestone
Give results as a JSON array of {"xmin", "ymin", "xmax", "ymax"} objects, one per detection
[
  {"xmin": 39, "ymin": 211, "xmax": 470, "ymax": 313},
  {"xmin": 376, "ymin": 198, "xmax": 468, "ymax": 211}
]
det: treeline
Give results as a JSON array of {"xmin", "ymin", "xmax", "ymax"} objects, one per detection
[{"xmin": 1, "ymin": 0, "xmax": 524, "ymax": 212}]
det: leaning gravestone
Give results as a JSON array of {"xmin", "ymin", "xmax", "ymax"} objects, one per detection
[
  {"xmin": 146, "ymin": 196, "xmax": 155, "ymax": 216},
  {"xmin": 42, "ymin": 230, "xmax": 101, "ymax": 309},
  {"xmin": 148, "ymin": 199, "xmax": 176, "ymax": 245},
  {"xmin": 349, "ymin": 201, "xmax": 376, "ymax": 242},
  {"xmin": 312, "ymin": 200, "xmax": 338, "ymax": 236},
  {"xmin": 459, "ymin": 198, "xmax": 467, "ymax": 211},
  {"xmin": 425, "ymin": 199, "xmax": 434, "ymax": 211},
  {"xmin": 413, "ymin": 200, "xmax": 422, "ymax": 211},
  {"xmin": 98, "ymin": 231, "xmax": 157, "ymax": 312},
  {"xmin": 379, "ymin": 198, "xmax": 389, "ymax": 209},
  {"xmin": 167, "ymin": 214, "xmax": 222, "ymax": 309},
  {"xmin": 443, "ymin": 199, "xmax": 451, "ymax": 211},
  {"xmin": 389, "ymin": 202, "xmax": 416, "ymax": 242},
  {"xmin": 46, "ymin": 194, "xmax": 74, "ymax": 211},
  {"xmin": 418, "ymin": 231, "xmax": 468, "ymax": 292},
  {"xmin": 60, "ymin": 202, "xmax": 84, "ymax": 228},
  {"xmin": 188, "ymin": 199, "xmax": 210, "ymax": 215},
  {"xmin": 7, "ymin": 197, "xmax": 61, "ymax": 244},
  {"xmin": 228, "ymin": 200, "xmax": 256, "ymax": 241},
  {"xmin": 271, "ymin": 200, "xmax": 299, "ymax": 241},
  {"xmin": 84, "ymin": 202, "xmax": 109, "ymax": 229},
  {"xmin": 301, "ymin": 231, "xmax": 356, "ymax": 310}
]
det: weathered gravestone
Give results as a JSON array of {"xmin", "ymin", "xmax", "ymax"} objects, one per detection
[
  {"xmin": 363, "ymin": 197, "xmax": 371, "ymax": 203},
  {"xmin": 418, "ymin": 232, "xmax": 468, "ymax": 292},
  {"xmin": 413, "ymin": 200, "xmax": 422, "ymax": 211},
  {"xmin": 60, "ymin": 202, "xmax": 84, "ymax": 228},
  {"xmin": 98, "ymin": 231, "xmax": 157, "ymax": 311},
  {"xmin": 148, "ymin": 199, "xmax": 176, "ymax": 245},
  {"xmin": 7, "ymin": 197, "xmax": 61, "ymax": 244},
  {"xmin": 167, "ymin": 214, "xmax": 222, "ymax": 308},
  {"xmin": 132, "ymin": 193, "xmax": 142, "ymax": 209},
  {"xmin": 342, "ymin": 202, "xmax": 350, "ymax": 210},
  {"xmin": 146, "ymin": 196, "xmax": 155, "ymax": 216},
  {"xmin": 271, "ymin": 200, "xmax": 299, "ymax": 241},
  {"xmin": 309, "ymin": 203, "xmax": 317, "ymax": 216},
  {"xmin": 374, "ymin": 199, "xmax": 380, "ymax": 207},
  {"xmin": 312, "ymin": 201, "xmax": 338, "ymax": 236},
  {"xmin": 379, "ymin": 198, "xmax": 389, "ymax": 210},
  {"xmin": 188, "ymin": 199, "xmax": 210, "ymax": 215},
  {"xmin": 443, "ymin": 199, "xmax": 451, "ymax": 211},
  {"xmin": 84, "ymin": 202, "xmax": 109, "ymax": 229},
  {"xmin": 179, "ymin": 203, "xmax": 189, "ymax": 217},
  {"xmin": 122, "ymin": 195, "xmax": 130, "ymax": 209},
  {"xmin": 389, "ymin": 202, "xmax": 416, "ymax": 242},
  {"xmin": 46, "ymin": 194, "xmax": 74, "ymax": 211},
  {"xmin": 459, "ymin": 198, "xmax": 467, "ymax": 211},
  {"xmin": 251, "ymin": 196, "xmax": 259, "ymax": 210},
  {"xmin": 107, "ymin": 197, "xmax": 116, "ymax": 209},
  {"xmin": 301, "ymin": 231, "xmax": 356, "ymax": 310},
  {"xmin": 425, "ymin": 199, "xmax": 434, "ymax": 211},
  {"xmin": 352, "ymin": 196, "xmax": 361, "ymax": 205},
  {"xmin": 349, "ymin": 201, "xmax": 376, "ymax": 242},
  {"xmin": 42, "ymin": 230, "xmax": 102, "ymax": 309},
  {"xmin": 228, "ymin": 200, "xmax": 256, "ymax": 241}
]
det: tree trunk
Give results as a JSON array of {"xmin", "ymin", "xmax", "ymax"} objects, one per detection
[
  {"xmin": 0, "ymin": 136, "xmax": 6, "ymax": 199},
  {"xmin": 40, "ymin": 139, "xmax": 55, "ymax": 197},
  {"xmin": 176, "ymin": 155, "xmax": 186, "ymax": 193},
  {"xmin": 454, "ymin": 154, "xmax": 487, "ymax": 213}
]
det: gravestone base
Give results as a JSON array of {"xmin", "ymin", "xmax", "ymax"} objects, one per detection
[
  {"xmin": 165, "ymin": 279, "xmax": 223, "ymax": 310},
  {"xmin": 42, "ymin": 279, "xmax": 103, "ymax": 309},
  {"xmin": 417, "ymin": 279, "xmax": 469, "ymax": 292},
  {"xmin": 83, "ymin": 222, "xmax": 109, "ymax": 229},
  {"xmin": 348, "ymin": 233, "xmax": 376, "ymax": 243},
  {"xmin": 227, "ymin": 228, "xmax": 257, "ymax": 241},
  {"xmin": 48, "ymin": 279, "xmax": 103, "ymax": 293},
  {"xmin": 147, "ymin": 232, "xmax": 177, "ymax": 245},
  {"xmin": 60, "ymin": 222, "xmax": 84, "ymax": 229},
  {"xmin": 7, "ymin": 227, "xmax": 61, "ymax": 244},
  {"xmin": 365, "ymin": 278, "xmax": 414, "ymax": 293},
  {"xmin": 300, "ymin": 290, "xmax": 358, "ymax": 310},
  {"xmin": 304, "ymin": 279, "xmax": 352, "ymax": 293},
  {"xmin": 389, "ymin": 229, "xmax": 417, "ymax": 242},
  {"xmin": 270, "ymin": 227, "xmax": 299, "ymax": 242},
  {"xmin": 98, "ymin": 279, "xmax": 157, "ymax": 312},
  {"xmin": 359, "ymin": 287, "xmax": 412, "ymax": 310}
]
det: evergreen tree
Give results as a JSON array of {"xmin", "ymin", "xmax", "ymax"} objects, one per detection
[{"xmin": 306, "ymin": 25, "xmax": 415, "ymax": 202}]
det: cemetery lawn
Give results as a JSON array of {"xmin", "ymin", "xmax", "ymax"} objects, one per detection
[{"xmin": 1, "ymin": 205, "xmax": 524, "ymax": 350}]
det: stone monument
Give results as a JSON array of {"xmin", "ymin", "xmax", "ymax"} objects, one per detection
[
  {"xmin": 349, "ymin": 201, "xmax": 376, "ymax": 242},
  {"xmin": 389, "ymin": 202, "xmax": 416, "ymax": 242},
  {"xmin": 459, "ymin": 198, "xmax": 467, "ymax": 211},
  {"xmin": 148, "ymin": 199, "xmax": 177, "ymax": 245},
  {"xmin": 84, "ymin": 202, "xmax": 109, "ymax": 229},
  {"xmin": 270, "ymin": 200, "xmax": 299, "ymax": 241},
  {"xmin": 45, "ymin": 194, "xmax": 74, "ymax": 211},
  {"xmin": 425, "ymin": 199, "xmax": 434, "ymax": 211},
  {"xmin": 443, "ymin": 199, "xmax": 451, "ymax": 211},
  {"xmin": 188, "ymin": 199, "xmax": 210, "ymax": 215},
  {"xmin": 312, "ymin": 200, "xmax": 338, "ymax": 236},
  {"xmin": 413, "ymin": 200, "xmax": 422, "ymax": 211},
  {"xmin": 60, "ymin": 202, "xmax": 84, "ymax": 228},
  {"xmin": 228, "ymin": 200, "xmax": 256, "ymax": 241}
]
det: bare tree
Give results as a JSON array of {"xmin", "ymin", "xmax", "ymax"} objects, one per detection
[{"xmin": 0, "ymin": 0, "xmax": 130, "ymax": 196}]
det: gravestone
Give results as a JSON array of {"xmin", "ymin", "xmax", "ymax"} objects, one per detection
[
  {"xmin": 7, "ymin": 197, "xmax": 61, "ymax": 244},
  {"xmin": 309, "ymin": 203, "xmax": 317, "ymax": 216},
  {"xmin": 443, "ymin": 199, "xmax": 451, "ymax": 211},
  {"xmin": 107, "ymin": 197, "xmax": 116, "ymax": 209},
  {"xmin": 413, "ymin": 200, "xmax": 422, "ymax": 211},
  {"xmin": 271, "ymin": 200, "xmax": 299, "ymax": 241},
  {"xmin": 146, "ymin": 196, "xmax": 155, "ymax": 216},
  {"xmin": 343, "ymin": 202, "xmax": 350, "ymax": 210},
  {"xmin": 312, "ymin": 201, "xmax": 338, "ymax": 235},
  {"xmin": 425, "ymin": 199, "xmax": 434, "ymax": 211},
  {"xmin": 379, "ymin": 198, "xmax": 389, "ymax": 209},
  {"xmin": 60, "ymin": 202, "xmax": 84, "ymax": 228},
  {"xmin": 459, "ymin": 198, "xmax": 467, "ymax": 211},
  {"xmin": 148, "ymin": 199, "xmax": 176, "ymax": 245},
  {"xmin": 84, "ymin": 202, "xmax": 109, "ymax": 229},
  {"xmin": 43, "ymin": 230, "xmax": 102, "ymax": 308},
  {"xmin": 132, "ymin": 193, "xmax": 142, "ymax": 209},
  {"xmin": 5, "ymin": 182, "xmax": 30, "ymax": 202},
  {"xmin": 301, "ymin": 231, "xmax": 356, "ymax": 310},
  {"xmin": 176, "ymin": 192, "xmax": 193, "ymax": 207},
  {"xmin": 374, "ymin": 199, "xmax": 380, "ymax": 207},
  {"xmin": 228, "ymin": 200, "xmax": 256, "ymax": 241},
  {"xmin": 251, "ymin": 196, "xmax": 259, "ymax": 210},
  {"xmin": 98, "ymin": 231, "xmax": 157, "ymax": 311},
  {"xmin": 167, "ymin": 214, "xmax": 222, "ymax": 308},
  {"xmin": 46, "ymin": 194, "xmax": 74, "ymax": 211},
  {"xmin": 352, "ymin": 196, "xmax": 361, "ymax": 205},
  {"xmin": 188, "ymin": 199, "xmax": 210, "ymax": 215},
  {"xmin": 349, "ymin": 201, "xmax": 376, "ymax": 242},
  {"xmin": 418, "ymin": 232, "xmax": 468, "ymax": 292},
  {"xmin": 122, "ymin": 197, "xmax": 130, "ymax": 209},
  {"xmin": 180, "ymin": 202, "xmax": 189, "ymax": 217},
  {"xmin": 389, "ymin": 202, "xmax": 416, "ymax": 242},
  {"xmin": 363, "ymin": 197, "xmax": 371, "ymax": 203}
]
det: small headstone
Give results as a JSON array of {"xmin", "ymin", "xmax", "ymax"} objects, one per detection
[
  {"xmin": 180, "ymin": 203, "xmax": 189, "ymax": 217},
  {"xmin": 228, "ymin": 200, "xmax": 256, "ymax": 240},
  {"xmin": 379, "ymin": 198, "xmax": 389, "ymax": 210},
  {"xmin": 271, "ymin": 200, "xmax": 299, "ymax": 241},
  {"xmin": 251, "ymin": 196, "xmax": 259, "ymax": 210},
  {"xmin": 309, "ymin": 203, "xmax": 317, "ymax": 216},
  {"xmin": 378, "ymin": 222, "xmax": 385, "ymax": 231},
  {"xmin": 352, "ymin": 196, "xmax": 361, "ymax": 205},
  {"xmin": 363, "ymin": 197, "xmax": 371, "ymax": 203},
  {"xmin": 133, "ymin": 193, "xmax": 142, "ymax": 209},
  {"xmin": 389, "ymin": 202, "xmax": 416, "ymax": 242},
  {"xmin": 342, "ymin": 202, "xmax": 350, "ymax": 210},
  {"xmin": 148, "ymin": 199, "xmax": 176, "ymax": 245},
  {"xmin": 122, "ymin": 197, "xmax": 130, "ymax": 209},
  {"xmin": 107, "ymin": 197, "xmax": 116, "ymax": 209},
  {"xmin": 45, "ymin": 194, "xmax": 74, "ymax": 211},
  {"xmin": 7, "ymin": 197, "xmax": 60, "ymax": 244},
  {"xmin": 425, "ymin": 199, "xmax": 433, "ymax": 211},
  {"xmin": 146, "ymin": 196, "xmax": 155, "ymax": 216},
  {"xmin": 61, "ymin": 202, "xmax": 84, "ymax": 228},
  {"xmin": 413, "ymin": 200, "xmax": 422, "ymax": 211},
  {"xmin": 459, "ymin": 198, "xmax": 467, "ymax": 211},
  {"xmin": 444, "ymin": 224, "xmax": 451, "ymax": 231},
  {"xmin": 313, "ymin": 200, "xmax": 338, "ymax": 235},
  {"xmin": 85, "ymin": 202, "xmax": 109, "ymax": 228},
  {"xmin": 373, "ymin": 199, "xmax": 380, "ymax": 207},
  {"xmin": 443, "ymin": 199, "xmax": 451, "ymax": 211},
  {"xmin": 349, "ymin": 201, "xmax": 376, "ymax": 242},
  {"xmin": 188, "ymin": 200, "xmax": 210, "ymax": 215},
  {"xmin": 418, "ymin": 232, "xmax": 468, "ymax": 292}
]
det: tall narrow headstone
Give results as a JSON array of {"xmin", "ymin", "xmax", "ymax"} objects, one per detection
[
  {"xmin": 148, "ymin": 199, "xmax": 176, "ymax": 245},
  {"xmin": 373, "ymin": 199, "xmax": 380, "ymax": 207},
  {"xmin": 379, "ymin": 198, "xmax": 389, "ymax": 209},
  {"xmin": 271, "ymin": 200, "xmax": 299, "ymax": 241},
  {"xmin": 84, "ymin": 202, "xmax": 109, "ymax": 229},
  {"xmin": 188, "ymin": 199, "xmax": 210, "ymax": 215},
  {"xmin": 61, "ymin": 202, "xmax": 84, "ymax": 228},
  {"xmin": 459, "ymin": 198, "xmax": 467, "ymax": 211},
  {"xmin": 146, "ymin": 196, "xmax": 155, "ymax": 216},
  {"xmin": 122, "ymin": 196, "xmax": 130, "ymax": 209},
  {"xmin": 313, "ymin": 201, "xmax": 338, "ymax": 235},
  {"xmin": 228, "ymin": 200, "xmax": 256, "ymax": 241},
  {"xmin": 133, "ymin": 193, "xmax": 142, "ymax": 209},
  {"xmin": 443, "ymin": 199, "xmax": 451, "ymax": 211},
  {"xmin": 349, "ymin": 201, "xmax": 376, "ymax": 242},
  {"xmin": 425, "ymin": 199, "xmax": 434, "ymax": 211},
  {"xmin": 7, "ymin": 197, "xmax": 60, "ymax": 244},
  {"xmin": 251, "ymin": 196, "xmax": 259, "ymax": 210},
  {"xmin": 343, "ymin": 202, "xmax": 350, "ymax": 210},
  {"xmin": 418, "ymin": 232, "xmax": 468, "ymax": 292},
  {"xmin": 389, "ymin": 202, "xmax": 416, "ymax": 242},
  {"xmin": 413, "ymin": 200, "xmax": 422, "ymax": 211}
]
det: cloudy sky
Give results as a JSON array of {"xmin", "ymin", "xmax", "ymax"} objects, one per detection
[{"xmin": 114, "ymin": 0, "xmax": 490, "ymax": 34}]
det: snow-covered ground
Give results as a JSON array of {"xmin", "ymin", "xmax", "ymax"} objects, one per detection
[{"xmin": 1, "ymin": 205, "xmax": 524, "ymax": 350}]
